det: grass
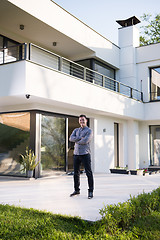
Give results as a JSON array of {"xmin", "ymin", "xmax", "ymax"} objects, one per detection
[{"xmin": 0, "ymin": 188, "xmax": 160, "ymax": 239}]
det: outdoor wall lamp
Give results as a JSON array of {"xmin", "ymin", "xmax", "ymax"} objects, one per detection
[
  {"xmin": 53, "ymin": 42, "xmax": 57, "ymax": 46},
  {"xmin": 20, "ymin": 24, "xmax": 24, "ymax": 30}
]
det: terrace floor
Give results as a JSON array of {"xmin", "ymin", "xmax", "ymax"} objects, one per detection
[{"xmin": 0, "ymin": 173, "xmax": 160, "ymax": 221}]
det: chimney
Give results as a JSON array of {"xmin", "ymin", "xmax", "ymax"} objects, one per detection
[
  {"xmin": 116, "ymin": 16, "xmax": 140, "ymax": 28},
  {"xmin": 116, "ymin": 16, "xmax": 141, "ymax": 48},
  {"xmin": 117, "ymin": 16, "xmax": 141, "ymax": 89}
]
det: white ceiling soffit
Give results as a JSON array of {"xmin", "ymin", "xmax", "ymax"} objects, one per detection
[{"xmin": 0, "ymin": 0, "xmax": 94, "ymax": 59}]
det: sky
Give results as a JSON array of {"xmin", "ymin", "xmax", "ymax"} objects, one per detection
[{"xmin": 52, "ymin": 0, "xmax": 160, "ymax": 45}]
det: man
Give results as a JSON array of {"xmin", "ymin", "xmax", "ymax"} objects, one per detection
[{"xmin": 69, "ymin": 114, "xmax": 94, "ymax": 199}]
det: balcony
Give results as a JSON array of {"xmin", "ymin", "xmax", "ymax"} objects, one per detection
[{"xmin": 0, "ymin": 43, "xmax": 143, "ymax": 102}]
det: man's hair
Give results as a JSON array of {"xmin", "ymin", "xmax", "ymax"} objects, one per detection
[{"xmin": 79, "ymin": 114, "xmax": 87, "ymax": 119}]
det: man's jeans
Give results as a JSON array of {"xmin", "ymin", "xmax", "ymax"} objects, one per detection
[{"xmin": 73, "ymin": 154, "xmax": 94, "ymax": 192}]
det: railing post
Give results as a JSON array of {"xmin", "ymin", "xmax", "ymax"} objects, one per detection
[
  {"xmin": 141, "ymin": 92, "xmax": 143, "ymax": 102},
  {"xmin": 118, "ymin": 82, "xmax": 120, "ymax": 93},
  {"xmin": 28, "ymin": 43, "xmax": 31, "ymax": 60},
  {"xmin": 24, "ymin": 43, "xmax": 27, "ymax": 60},
  {"xmin": 130, "ymin": 88, "xmax": 133, "ymax": 98},
  {"xmin": 59, "ymin": 57, "xmax": 62, "ymax": 71},
  {"xmin": 102, "ymin": 75, "xmax": 105, "ymax": 87},
  {"xmin": 84, "ymin": 68, "xmax": 86, "ymax": 81}
]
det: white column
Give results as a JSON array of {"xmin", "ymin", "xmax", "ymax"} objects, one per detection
[
  {"xmin": 139, "ymin": 122, "xmax": 150, "ymax": 168},
  {"xmin": 127, "ymin": 120, "xmax": 139, "ymax": 169}
]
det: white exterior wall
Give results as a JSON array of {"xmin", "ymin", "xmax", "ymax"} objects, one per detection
[
  {"xmin": 127, "ymin": 120, "xmax": 139, "ymax": 169},
  {"xmin": 0, "ymin": 61, "xmax": 26, "ymax": 97},
  {"xmin": 92, "ymin": 116, "xmax": 129, "ymax": 173},
  {"xmin": 137, "ymin": 44, "xmax": 160, "ymax": 102},
  {"xmin": 0, "ymin": 60, "xmax": 144, "ymax": 119},
  {"xmin": 119, "ymin": 25, "xmax": 139, "ymax": 89},
  {"xmin": 94, "ymin": 117, "xmax": 114, "ymax": 173},
  {"xmin": 139, "ymin": 122, "xmax": 150, "ymax": 168}
]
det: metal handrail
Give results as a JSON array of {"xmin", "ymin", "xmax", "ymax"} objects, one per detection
[
  {"xmin": 30, "ymin": 44, "xmax": 142, "ymax": 95},
  {"xmin": 0, "ymin": 42, "xmax": 143, "ymax": 102}
]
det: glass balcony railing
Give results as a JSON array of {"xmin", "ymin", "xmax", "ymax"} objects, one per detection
[{"xmin": 0, "ymin": 42, "xmax": 143, "ymax": 102}]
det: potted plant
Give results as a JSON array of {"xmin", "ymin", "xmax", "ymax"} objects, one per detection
[
  {"xmin": 19, "ymin": 147, "xmax": 39, "ymax": 178},
  {"xmin": 130, "ymin": 169, "xmax": 144, "ymax": 175},
  {"xmin": 110, "ymin": 167, "xmax": 129, "ymax": 174},
  {"xmin": 143, "ymin": 168, "xmax": 149, "ymax": 176}
]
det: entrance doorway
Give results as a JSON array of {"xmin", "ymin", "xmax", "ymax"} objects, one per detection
[
  {"xmin": 40, "ymin": 114, "xmax": 80, "ymax": 176},
  {"xmin": 114, "ymin": 123, "xmax": 119, "ymax": 167},
  {"xmin": 40, "ymin": 114, "xmax": 66, "ymax": 176},
  {"xmin": 68, "ymin": 116, "xmax": 79, "ymax": 172}
]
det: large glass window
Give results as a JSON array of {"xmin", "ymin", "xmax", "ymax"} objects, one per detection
[
  {"xmin": 150, "ymin": 126, "xmax": 160, "ymax": 166},
  {"xmin": 94, "ymin": 60, "xmax": 115, "ymax": 79},
  {"xmin": 76, "ymin": 59, "xmax": 92, "ymax": 69},
  {"xmin": 150, "ymin": 67, "xmax": 160, "ymax": 101},
  {"xmin": 0, "ymin": 112, "xmax": 30, "ymax": 176},
  {"xmin": 76, "ymin": 59, "xmax": 115, "ymax": 79},
  {"xmin": 41, "ymin": 114, "xmax": 66, "ymax": 176},
  {"xmin": 0, "ymin": 35, "xmax": 3, "ymax": 64},
  {"xmin": 0, "ymin": 34, "xmax": 22, "ymax": 64}
]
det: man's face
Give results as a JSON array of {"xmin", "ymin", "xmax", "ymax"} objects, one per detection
[{"xmin": 79, "ymin": 117, "xmax": 87, "ymax": 128}]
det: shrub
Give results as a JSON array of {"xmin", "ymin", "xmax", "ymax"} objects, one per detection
[{"xmin": 99, "ymin": 187, "xmax": 160, "ymax": 233}]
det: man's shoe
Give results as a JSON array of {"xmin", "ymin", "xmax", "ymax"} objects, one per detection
[
  {"xmin": 88, "ymin": 192, "xmax": 93, "ymax": 199},
  {"xmin": 70, "ymin": 191, "xmax": 80, "ymax": 197}
]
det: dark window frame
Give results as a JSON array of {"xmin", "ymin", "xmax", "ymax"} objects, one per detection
[
  {"xmin": 149, "ymin": 66, "xmax": 160, "ymax": 102},
  {"xmin": 149, "ymin": 125, "xmax": 160, "ymax": 166},
  {"xmin": 0, "ymin": 34, "xmax": 23, "ymax": 63},
  {"xmin": 76, "ymin": 58, "xmax": 116, "ymax": 80}
]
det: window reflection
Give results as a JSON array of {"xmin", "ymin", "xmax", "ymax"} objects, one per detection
[
  {"xmin": 0, "ymin": 112, "xmax": 30, "ymax": 176},
  {"xmin": 150, "ymin": 67, "xmax": 160, "ymax": 101},
  {"xmin": 150, "ymin": 126, "xmax": 160, "ymax": 166},
  {"xmin": 0, "ymin": 34, "xmax": 22, "ymax": 64},
  {"xmin": 41, "ymin": 115, "xmax": 65, "ymax": 176},
  {"xmin": 94, "ymin": 60, "xmax": 115, "ymax": 79}
]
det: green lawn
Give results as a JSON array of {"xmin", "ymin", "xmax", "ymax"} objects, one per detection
[{"xmin": 0, "ymin": 187, "xmax": 160, "ymax": 239}]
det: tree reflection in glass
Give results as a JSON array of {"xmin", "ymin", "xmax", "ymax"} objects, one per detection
[{"xmin": 41, "ymin": 115, "xmax": 65, "ymax": 175}]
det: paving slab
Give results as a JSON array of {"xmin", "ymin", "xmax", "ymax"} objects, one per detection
[{"xmin": 0, "ymin": 173, "xmax": 160, "ymax": 221}]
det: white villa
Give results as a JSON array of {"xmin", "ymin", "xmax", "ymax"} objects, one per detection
[{"xmin": 0, "ymin": 0, "xmax": 160, "ymax": 178}]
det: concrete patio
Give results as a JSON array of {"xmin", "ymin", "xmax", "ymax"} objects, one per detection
[{"xmin": 0, "ymin": 173, "xmax": 160, "ymax": 221}]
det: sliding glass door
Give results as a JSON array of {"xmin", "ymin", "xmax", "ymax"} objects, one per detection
[
  {"xmin": 0, "ymin": 111, "xmax": 84, "ymax": 177},
  {"xmin": 40, "ymin": 114, "xmax": 66, "ymax": 176},
  {"xmin": 150, "ymin": 125, "xmax": 160, "ymax": 166}
]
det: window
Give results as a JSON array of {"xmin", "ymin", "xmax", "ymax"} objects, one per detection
[
  {"xmin": 76, "ymin": 59, "xmax": 93, "ymax": 69},
  {"xmin": 0, "ymin": 34, "xmax": 23, "ymax": 64},
  {"xmin": 150, "ymin": 126, "xmax": 160, "ymax": 166},
  {"xmin": 76, "ymin": 59, "xmax": 115, "ymax": 79},
  {"xmin": 150, "ymin": 67, "xmax": 160, "ymax": 101},
  {"xmin": 0, "ymin": 112, "xmax": 30, "ymax": 176},
  {"xmin": 76, "ymin": 58, "xmax": 116, "ymax": 88},
  {"xmin": 94, "ymin": 60, "xmax": 115, "ymax": 79},
  {"xmin": 41, "ymin": 114, "xmax": 66, "ymax": 176}
]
